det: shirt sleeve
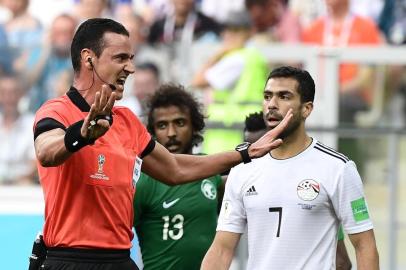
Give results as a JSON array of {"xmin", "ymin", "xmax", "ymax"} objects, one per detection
[
  {"xmin": 133, "ymin": 173, "xmax": 150, "ymax": 228},
  {"xmin": 216, "ymin": 166, "xmax": 246, "ymax": 233},
  {"xmin": 214, "ymin": 174, "xmax": 222, "ymax": 189},
  {"xmin": 34, "ymin": 100, "xmax": 69, "ymax": 129},
  {"xmin": 332, "ymin": 161, "xmax": 374, "ymax": 235},
  {"xmin": 123, "ymin": 107, "xmax": 152, "ymax": 155}
]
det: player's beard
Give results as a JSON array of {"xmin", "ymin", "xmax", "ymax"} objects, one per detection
[{"xmin": 277, "ymin": 114, "xmax": 302, "ymax": 139}]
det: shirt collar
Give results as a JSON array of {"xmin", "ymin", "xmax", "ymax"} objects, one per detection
[{"xmin": 67, "ymin": 86, "xmax": 91, "ymax": 112}]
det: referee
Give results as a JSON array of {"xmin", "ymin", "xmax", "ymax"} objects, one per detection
[{"xmin": 32, "ymin": 18, "xmax": 292, "ymax": 270}]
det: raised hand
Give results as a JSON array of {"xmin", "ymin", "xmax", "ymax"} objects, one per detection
[
  {"xmin": 81, "ymin": 84, "xmax": 117, "ymax": 140},
  {"xmin": 248, "ymin": 109, "xmax": 293, "ymax": 158}
]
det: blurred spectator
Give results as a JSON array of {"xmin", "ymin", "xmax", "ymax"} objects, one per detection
[
  {"xmin": 302, "ymin": 0, "xmax": 383, "ymax": 124},
  {"xmin": 28, "ymin": 0, "xmax": 74, "ymax": 28},
  {"xmin": 245, "ymin": 0, "xmax": 302, "ymax": 43},
  {"xmin": 72, "ymin": 0, "xmax": 112, "ymax": 22},
  {"xmin": 0, "ymin": 24, "xmax": 13, "ymax": 75},
  {"xmin": 147, "ymin": 0, "xmax": 222, "ymax": 46},
  {"xmin": 200, "ymin": 0, "xmax": 245, "ymax": 24},
  {"xmin": 23, "ymin": 13, "xmax": 77, "ymax": 111},
  {"xmin": 192, "ymin": 11, "xmax": 268, "ymax": 153},
  {"xmin": 1, "ymin": 0, "xmax": 42, "ymax": 72},
  {"xmin": 112, "ymin": 0, "xmax": 135, "ymax": 20},
  {"xmin": 350, "ymin": 0, "xmax": 383, "ymax": 23},
  {"xmin": 289, "ymin": 0, "xmax": 325, "ymax": 28},
  {"xmin": 54, "ymin": 69, "xmax": 74, "ymax": 97},
  {"xmin": 119, "ymin": 62, "xmax": 160, "ymax": 121},
  {"xmin": 0, "ymin": 75, "xmax": 37, "ymax": 185},
  {"xmin": 2, "ymin": 0, "xmax": 42, "ymax": 46},
  {"xmin": 0, "ymin": 1, "xmax": 12, "ymax": 23},
  {"xmin": 302, "ymin": 0, "xmax": 384, "ymax": 177},
  {"xmin": 379, "ymin": 0, "xmax": 406, "ymax": 45},
  {"xmin": 131, "ymin": 0, "xmax": 170, "ymax": 25},
  {"xmin": 118, "ymin": 12, "xmax": 149, "ymax": 54}
]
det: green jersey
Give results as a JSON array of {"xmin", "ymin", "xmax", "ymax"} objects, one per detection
[{"xmin": 134, "ymin": 172, "xmax": 222, "ymax": 270}]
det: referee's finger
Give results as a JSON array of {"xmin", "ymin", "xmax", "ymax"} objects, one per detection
[
  {"xmin": 81, "ymin": 103, "xmax": 97, "ymax": 137},
  {"xmin": 271, "ymin": 108, "xmax": 292, "ymax": 138},
  {"xmin": 104, "ymin": 91, "xmax": 116, "ymax": 113},
  {"xmin": 99, "ymin": 85, "xmax": 109, "ymax": 109},
  {"xmin": 94, "ymin": 91, "xmax": 101, "ymax": 112}
]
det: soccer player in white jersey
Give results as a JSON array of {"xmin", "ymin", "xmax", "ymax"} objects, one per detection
[{"xmin": 201, "ymin": 66, "xmax": 379, "ymax": 270}]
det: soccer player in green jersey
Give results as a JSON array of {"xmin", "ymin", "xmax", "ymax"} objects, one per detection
[{"xmin": 133, "ymin": 84, "xmax": 223, "ymax": 270}]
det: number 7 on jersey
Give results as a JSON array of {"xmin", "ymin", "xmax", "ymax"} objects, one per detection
[{"xmin": 269, "ymin": 207, "xmax": 282, "ymax": 237}]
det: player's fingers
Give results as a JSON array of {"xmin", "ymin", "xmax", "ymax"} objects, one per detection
[{"xmin": 270, "ymin": 109, "xmax": 292, "ymax": 138}]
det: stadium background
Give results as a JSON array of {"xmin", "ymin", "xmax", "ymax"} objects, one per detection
[{"xmin": 0, "ymin": 0, "xmax": 405, "ymax": 269}]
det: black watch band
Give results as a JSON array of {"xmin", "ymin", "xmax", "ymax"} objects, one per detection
[{"xmin": 235, "ymin": 142, "xmax": 252, "ymax": 164}]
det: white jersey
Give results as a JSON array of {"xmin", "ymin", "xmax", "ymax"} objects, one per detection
[{"xmin": 218, "ymin": 139, "xmax": 373, "ymax": 270}]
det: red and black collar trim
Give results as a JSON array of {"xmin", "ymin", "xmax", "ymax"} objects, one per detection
[{"xmin": 67, "ymin": 87, "xmax": 91, "ymax": 112}]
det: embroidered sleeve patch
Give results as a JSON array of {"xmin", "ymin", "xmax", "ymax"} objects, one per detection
[{"xmin": 351, "ymin": 197, "xmax": 369, "ymax": 222}]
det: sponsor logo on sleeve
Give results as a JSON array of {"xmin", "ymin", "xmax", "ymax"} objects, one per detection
[
  {"xmin": 351, "ymin": 197, "xmax": 370, "ymax": 222},
  {"xmin": 220, "ymin": 200, "xmax": 232, "ymax": 220}
]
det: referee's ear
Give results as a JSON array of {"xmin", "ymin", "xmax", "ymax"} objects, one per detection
[{"xmin": 302, "ymin": 101, "xmax": 313, "ymax": 119}]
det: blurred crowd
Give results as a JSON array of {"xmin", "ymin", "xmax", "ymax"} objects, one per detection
[{"xmin": 1, "ymin": 0, "xmax": 406, "ymax": 186}]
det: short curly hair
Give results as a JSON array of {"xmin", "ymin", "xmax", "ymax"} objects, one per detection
[
  {"xmin": 147, "ymin": 84, "xmax": 206, "ymax": 146},
  {"xmin": 244, "ymin": 111, "xmax": 266, "ymax": 132}
]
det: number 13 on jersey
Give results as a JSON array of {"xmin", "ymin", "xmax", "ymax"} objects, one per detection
[{"xmin": 162, "ymin": 214, "xmax": 184, "ymax": 240}]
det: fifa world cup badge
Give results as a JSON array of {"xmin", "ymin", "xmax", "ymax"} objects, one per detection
[{"xmin": 97, "ymin": 154, "xmax": 106, "ymax": 174}]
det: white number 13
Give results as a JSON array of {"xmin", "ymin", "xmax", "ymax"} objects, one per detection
[{"xmin": 162, "ymin": 214, "xmax": 184, "ymax": 240}]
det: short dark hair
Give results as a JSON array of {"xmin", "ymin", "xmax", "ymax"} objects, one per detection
[
  {"xmin": 71, "ymin": 18, "xmax": 129, "ymax": 72},
  {"xmin": 245, "ymin": 0, "xmax": 269, "ymax": 8},
  {"xmin": 245, "ymin": 0, "xmax": 287, "ymax": 9},
  {"xmin": 244, "ymin": 111, "xmax": 266, "ymax": 132},
  {"xmin": 136, "ymin": 62, "xmax": 160, "ymax": 80},
  {"xmin": 267, "ymin": 66, "xmax": 315, "ymax": 103},
  {"xmin": 147, "ymin": 84, "xmax": 206, "ymax": 146}
]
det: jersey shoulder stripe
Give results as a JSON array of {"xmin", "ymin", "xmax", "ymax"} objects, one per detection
[
  {"xmin": 314, "ymin": 145, "xmax": 348, "ymax": 163},
  {"xmin": 315, "ymin": 142, "xmax": 349, "ymax": 161}
]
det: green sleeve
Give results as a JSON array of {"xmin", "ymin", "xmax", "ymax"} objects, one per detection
[
  {"xmin": 214, "ymin": 174, "xmax": 222, "ymax": 188},
  {"xmin": 337, "ymin": 225, "xmax": 345, "ymax": 241},
  {"xmin": 133, "ymin": 173, "xmax": 150, "ymax": 228}
]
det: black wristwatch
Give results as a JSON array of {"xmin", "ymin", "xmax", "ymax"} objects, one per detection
[{"xmin": 235, "ymin": 142, "xmax": 252, "ymax": 164}]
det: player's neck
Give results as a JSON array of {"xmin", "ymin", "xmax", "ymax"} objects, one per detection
[
  {"xmin": 73, "ymin": 75, "xmax": 100, "ymax": 106},
  {"xmin": 270, "ymin": 127, "xmax": 311, "ymax": 159},
  {"xmin": 329, "ymin": 4, "xmax": 349, "ymax": 22}
]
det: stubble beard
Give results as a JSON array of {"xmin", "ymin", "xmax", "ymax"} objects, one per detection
[{"xmin": 265, "ymin": 112, "xmax": 302, "ymax": 140}]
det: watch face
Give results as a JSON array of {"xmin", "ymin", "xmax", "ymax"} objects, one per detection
[{"xmin": 236, "ymin": 142, "xmax": 250, "ymax": 151}]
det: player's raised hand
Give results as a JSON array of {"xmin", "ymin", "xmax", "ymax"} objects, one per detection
[
  {"xmin": 81, "ymin": 84, "xmax": 116, "ymax": 140},
  {"xmin": 248, "ymin": 108, "xmax": 293, "ymax": 158}
]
